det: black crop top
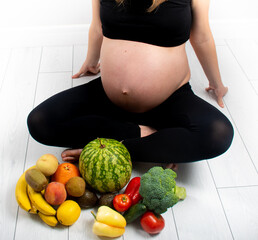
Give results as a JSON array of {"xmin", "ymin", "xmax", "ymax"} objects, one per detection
[{"xmin": 100, "ymin": 0, "xmax": 192, "ymax": 47}]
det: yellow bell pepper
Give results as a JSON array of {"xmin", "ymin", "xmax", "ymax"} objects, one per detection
[{"xmin": 91, "ymin": 206, "xmax": 126, "ymax": 238}]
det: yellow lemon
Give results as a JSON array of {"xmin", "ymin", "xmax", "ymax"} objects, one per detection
[{"xmin": 57, "ymin": 200, "xmax": 81, "ymax": 226}]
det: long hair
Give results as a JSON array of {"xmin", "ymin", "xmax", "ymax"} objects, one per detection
[{"xmin": 115, "ymin": 0, "xmax": 167, "ymax": 12}]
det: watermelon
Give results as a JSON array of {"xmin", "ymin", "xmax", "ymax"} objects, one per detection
[{"xmin": 79, "ymin": 138, "xmax": 132, "ymax": 193}]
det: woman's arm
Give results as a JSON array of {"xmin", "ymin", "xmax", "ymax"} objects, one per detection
[
  {"xmin": 190, "ymin": 0, "xmax": 228, "ymax": 108},
  {"xmin": 72, "ymin": 0, "xmax": 103, "ymax": 78},
  {"xmin": 86, "ymin": 0, "xmax": 103, "ymax": 65}
]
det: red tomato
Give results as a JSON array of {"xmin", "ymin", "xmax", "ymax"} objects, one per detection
[
  {"xmin": 113, "ymin": 194, "xmax": 132, "ymax": 212},
  {"xmin": 140, "ymin": 211, "xmax": 165, "ymax": 234}
]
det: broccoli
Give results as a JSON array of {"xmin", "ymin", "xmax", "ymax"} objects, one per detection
[{"xmin": 139, "ymin": 166, "xmax": 186, "ymax": 214}]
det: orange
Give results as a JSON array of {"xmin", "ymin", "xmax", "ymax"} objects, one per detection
[{"xmin": 51, "ymin": 163, "xmax": 80, "ymax": 185}]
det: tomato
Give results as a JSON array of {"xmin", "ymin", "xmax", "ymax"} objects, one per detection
[
  {"xmin": 140, "ymin": 211, "xmax": 165, "ymax": 234},
  {"xmin": 113, "ymin": 194, "xmax": 132, "ymax": 212}
]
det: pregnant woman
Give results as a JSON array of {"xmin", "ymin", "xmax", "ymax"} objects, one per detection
[{"xmin": 27, "ymin": 0, "xmax": 234, "ymax": 167}]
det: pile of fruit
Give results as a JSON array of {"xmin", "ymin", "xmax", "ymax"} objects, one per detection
[
  {"xmin": 15, "ymin": 154, "xmax": 87, "ymax": 227},
  {"xmin": 15, "ymin": 138, "xmax": 133, "ymax": 229},
  {"xmin": 15, "ymin": 138, "xmax": 186, "ymax": 238}
]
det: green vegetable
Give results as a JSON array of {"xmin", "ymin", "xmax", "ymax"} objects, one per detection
[
  {"xmin": 123, "ymin": 203, "xmax": 147, "ymax": 224},
  {"xmin": 139, "ymin": 166, "xmax": 186, "ymax": 214}
]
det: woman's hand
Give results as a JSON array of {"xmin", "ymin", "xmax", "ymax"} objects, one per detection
[
  {"xmin": 205, "ymin": 83, "xmax": 228, "ymax": 108},
  {"xmin": 72, "ymin": 61, "xmax": 100, "ymax": 79}
]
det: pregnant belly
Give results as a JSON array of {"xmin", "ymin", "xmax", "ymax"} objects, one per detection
[{"xmin": 100, "ymin": 37, "xmax": 190, "ymax": 113}]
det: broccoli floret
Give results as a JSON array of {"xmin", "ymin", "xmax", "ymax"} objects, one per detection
[{"xmin": 139, "ymin": 166, "xmax": 186, "ymax": 214}]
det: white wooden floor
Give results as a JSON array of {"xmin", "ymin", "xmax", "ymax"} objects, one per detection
[{"xmin": 0, "ymin": 35, "xmax": 258, "ymax": 240}]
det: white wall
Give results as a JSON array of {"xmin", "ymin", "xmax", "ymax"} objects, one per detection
[
  {"xmin": 210, "ymin": 0, "xmax": 258, "ymax": 21},
  {"xmin": 0, "ymin": 0, "xmax": 92, "ymax": 27},
  {"xmin": 1, "ymin": 0, "xmax": 258, "ymax": 47},
  {"xmin": 1, "ymin": 0, "xmax": 258, "ymax": 28}
]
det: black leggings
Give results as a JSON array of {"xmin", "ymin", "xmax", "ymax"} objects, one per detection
[{"xmin": 27, "ymin": 77, "xmax": 234, "ymax": 163}]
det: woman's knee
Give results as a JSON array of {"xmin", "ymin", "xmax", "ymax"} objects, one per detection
[
  {"xmin": 27, "ymin": 108, "xmax": 52, "ymax": 144},
  {"xmin": 209, "ymin": 116, "xmax": 234, "ymax": 156}
]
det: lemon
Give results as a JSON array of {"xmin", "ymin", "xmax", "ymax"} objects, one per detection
[{"xmin": 57, "ymin": 200, "xmax": 81, "ymax": 226}]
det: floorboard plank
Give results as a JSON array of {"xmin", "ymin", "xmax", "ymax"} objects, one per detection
[
  {"xmin": 0, "ymin": 47, "xmax": 41, "ymax": 240},
  {"xmin": 174, "ymin": 162, "xmax": 233, "ymax": 240},
  {"xmin": 15, "ymin": 213, "xmax": 67, "ymax": 240},
  {"xmin": 69, "ymin": 207, "xmax": 124, "ymax": 240},
  {"xmin": 226, "ymin": 39, "xmax": 258, "ymax": 80},
  {"xmin": 250, "ymin": 80, "xmax": 258, "ymax": 95},
  {"xmin": 34, "ymin": 72, "xmax": 72, "ymax": 107},
  {"xmin": 216, "ymin": 45, "xmax": 258, "ymax": 172},
  {"xmin": 0, "ymin": 48, "xmax": 11, "ymax": 92},
  {"xmin": 40, "ymin": 46, "xmax": 73, "ymax": 73},
  {"xmin": 218, "ymin": 186, "xmax": 258, "ymax": 240}
]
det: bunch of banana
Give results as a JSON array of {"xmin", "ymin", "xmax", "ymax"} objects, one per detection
[
  {"xmin": 27, "ymin": 185, "xmax": 56, "ymax": 215},
  {"xmin": 15, "ymin": 166, "xmax": 35, "ymax": 212},
  {"xmin": 15, "ymin": 166, "xmax": 58, "ymax": 227}
]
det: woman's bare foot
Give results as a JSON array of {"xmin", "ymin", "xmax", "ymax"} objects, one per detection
[
  {"xmin": 61, "ymin": 149, "xmax": 82, "ymax": 162},
  {"xmin": 139, "ymin": 125, "xmax": 157, "ymax": 137},
  {"xmin": 165, "ymin": 163, "xmax": 178, "ymax": 171}
]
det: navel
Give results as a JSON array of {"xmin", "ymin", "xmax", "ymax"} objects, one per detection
[{"xmin": 122, "ymin": 90, "xmax": 128, "ymax": 95}]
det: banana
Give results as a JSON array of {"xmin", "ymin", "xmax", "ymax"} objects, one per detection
[
  {"xmin": 27, "ymin": 185, "xmax": 38, "ymax": 214},
  {"xmin": 15, "ymin": 171, "xmax": 32, "ymax": 212},
  {"xmin": 38, "ymin": 212, "xmax": 58, "ymax": 227},
  {"xmin": 29, "ymin": 202, "xmax": 38, "ymax": 214},
  {"xmin": 27, "ymin": 185, "xmax": 56, "ymax": 216},
  {"xmin": 15, "ymin": 165, "xmax": 37, "ymax": 212}
]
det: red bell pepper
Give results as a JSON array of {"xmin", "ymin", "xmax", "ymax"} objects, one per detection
[{"xmin": 124, "ymin": 177, "xmax": 143, "ymax": 205}]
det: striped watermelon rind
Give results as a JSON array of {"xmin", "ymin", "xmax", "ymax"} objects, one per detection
[{"xmin": 79, "ymin": 138, "xmax": 132, "ymax": 193}]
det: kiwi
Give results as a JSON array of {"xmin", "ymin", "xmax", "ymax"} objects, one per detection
[
  {"xmin": 65, "ymin": 176, "xmax": 86, "ymax": 197},
  {"xmin": 75, "ymin": 189, "xmax": 98, "ymax": 209},
  {"xmin": 98, "ymin": 193, "xmax": 116, "ymax": 208},
  {"xmin": 25, "ymin": 169, "xmax": 48, "ymax": 192}
]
